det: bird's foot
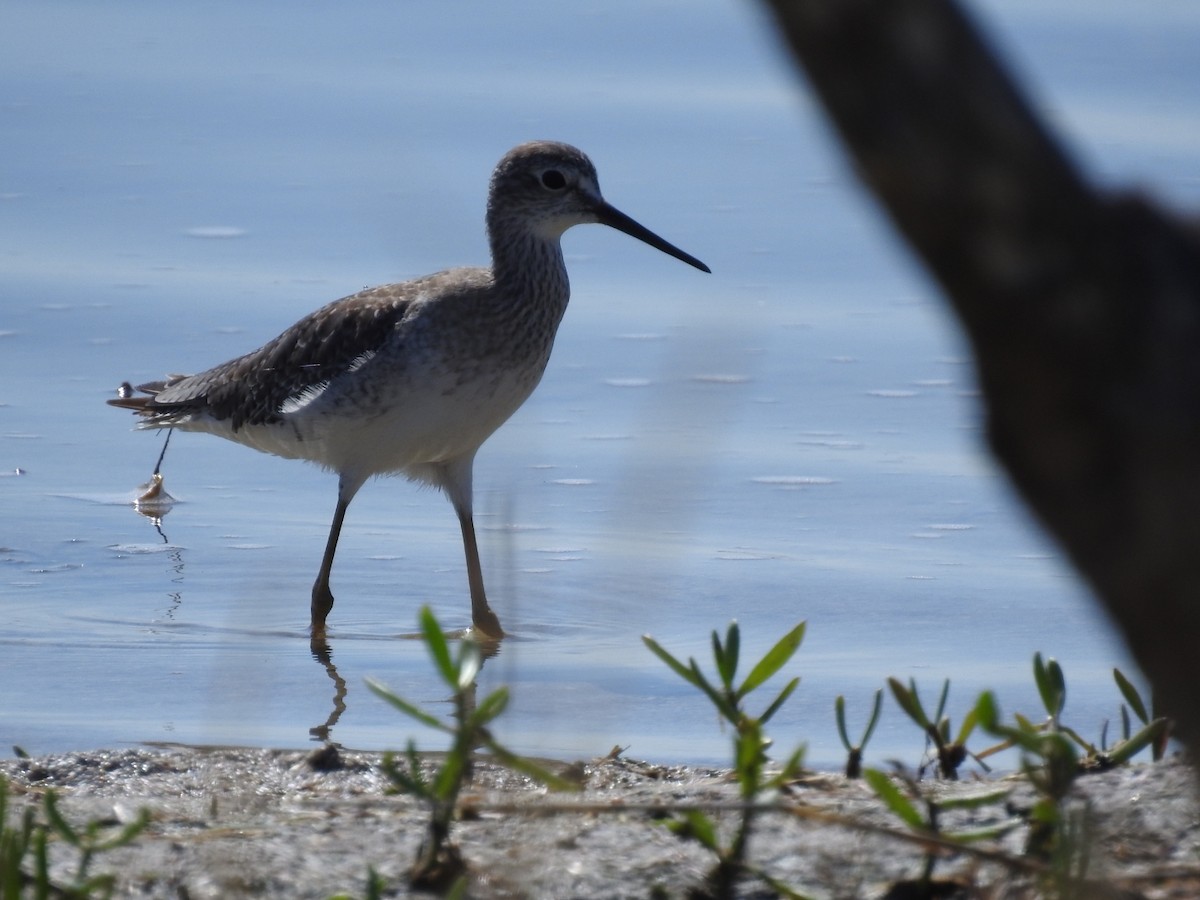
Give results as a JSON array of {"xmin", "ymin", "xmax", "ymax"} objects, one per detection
[{"xmin": 471, "ymin": 604, "xmax": 504, "ymax": 640}]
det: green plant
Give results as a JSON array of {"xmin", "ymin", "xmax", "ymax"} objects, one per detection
[
  {"xmin": 325, "ymin": 866, "xmax": 388, "ymax": 900},
  {"xmin": 367, "ymin": 606, "xmax": 576, "ymax": 891},
  {"xmin": 1, "ymin": 774, "xmax": 39, "ymax": 900},
  {"xmin": 888, "ymin": 677, "xmax": 982, "ymax": 779},
  {"xmin": 643, "ymin": 620, "xmax": 809, "ymax": 899},
  {"xmin": 1, "ymin": 773, "xmax": 149, "ymax": 899},
  {"xmin": 864, "ymin": 764, "xmax": 1016, "ymax": 892},
  {"xmin": 974, "ymin": 688, "xmax": 1087, "ymax": 883},
  {"xmin": 977, "ymin": 654, "xmax": 1168, "ymax": 773},
  {"xmin": 835, "ymin": 689, "xmax": 882, "ymax": 778},
  {"xmin": 1112, "ymin": 667, "xmax": 1171, "ymax": 762},
  {"xmin": 972, "ymin": 657, "xmax": 1168, "ymax": 889}
]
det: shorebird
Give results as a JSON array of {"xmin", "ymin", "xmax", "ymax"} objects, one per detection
[{"xmin": 109, "ymin": 141, "xmax": 709, "ymax": 638}]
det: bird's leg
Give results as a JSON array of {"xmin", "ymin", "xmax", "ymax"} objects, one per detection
[
  {"xmin": 440, "ymin": 457, "xmax": 504, "ymax": 638},
  {"xmin": 312, "ymin": 492, "xmax": 351, "ymax": 635},
  {"xmin": 455, "ymin": 505, "xmax": 504, "ymax": 639}
]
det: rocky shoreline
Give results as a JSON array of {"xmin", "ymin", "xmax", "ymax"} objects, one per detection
[{"xmin": 2, "ymin": 746, "xmax": 1199, "ymax": 898}]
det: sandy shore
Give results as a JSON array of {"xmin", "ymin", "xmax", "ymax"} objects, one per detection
[{"xmin": 2, "ymin": 746, "xmax": 1198, "ymax": 898}]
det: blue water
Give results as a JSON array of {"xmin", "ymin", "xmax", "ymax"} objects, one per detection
[{"xmin": 3, "ymin": 1, "xmax": 1196, "ymax": 769}]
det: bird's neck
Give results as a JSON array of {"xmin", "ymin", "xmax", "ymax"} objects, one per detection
[{"xmin": 488, "ymin": 224, "xmax": 572, "ymax": 322}]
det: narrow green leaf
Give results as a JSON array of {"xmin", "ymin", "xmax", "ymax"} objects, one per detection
[
  {"xmin": 889, "ymin": 677, "xmax": 930, "ymax": 728},
  {"xmin": 444, "ymin": 875, "xmax": 471, "ymax": 900},
  {"xmin": 1107, "ymin": 717, "xmax": 1170, "ymax": 766},
  {"xmin": 711, "ymin": 628, "xmax": 728, "ymax": 686},
  {"xmin": 1032, "ymin": 652, "xmax": 1051, "ymax": 713},
  {"xmin": 1032, "ymin": 652, "xmax": 1066, "ymax": 718},
  {"xmin": 765, "ymin": 745, "xmax": 807, "ymax": 788},
  {"xmin": 862, "ymin": 689, "xmax": 884, "ymax": 747},
  {"xmin": 643, "ymin": 635, "xmax": 704, "ymax": 690},
  {"xmin": 973, "ymin": 691, "xmax": 1001, "ymax": 731},
  {"xmin": 949, "ymin": 819, "xmax": 1024, "ymax": 843},
  {"xmin": 726, "ymin": 621, "xmax": 740, "ymax": 679},
  {"xmin": 1012, "ymin": 712, "xmax": 1042, "ymax": 735},
  {"xmin": 368, "ymin": 867, "xmax": 388, "ymax": 900},
  {"xmin": 431, "ymin": 749, "xmax": 465, "ymax": 803},
  {"xmin": 760, "ymin": 676, "xmax": 800, "ymax": 724},
  {"xmin": 482, "ymin": 741, "xmax": 582, "ymax": 792},
  {"xmin": 933, "ymin": 679, "xmax": 951, "ymax": 724},
  {"xmin": 366, "ymin": 677, "xmax": 450, "ymax": 732},
  {"xmin": 1047, "ymin": 657, "xmax": 1066, "ymax": 715},
  {"xmin": 383, "ymin": 743, "xmax": 433, "ymax": 797},
  {"xmin": 714, "ymin": 621, "xmax": 740, "ymax": 689},
  {"xmin": 91, "ymin": 809, "xmax": 151, "ymax": 851},
  {"xmin": 955, "ymin": 705, "xmax": 979, "ymax": 746},
  {"xmin": 1059, "ymin": 724, "xmax": 1096, "ymax": 757},
  {"xmin": 863, "ymin": 769, "xmax": 925, "ymax": 831},
  {"xmin": 1113, "ymin": 668, "xmax": 1149, "ymax": 724},
  {"xmin": 937, "ymin": 787, "xmax": 1011, "ymax": 810},
  {"xmin": 33, "ymin": 825, "xmax": 49, "ymax": 900},
  {"xmin": 980, "ymin": 702, "xmax": 1046, "ymax": 755},
  {"xmin": 736, "ymin": 719, "xmax": 766, "ymax": 789},
  {"xmin": 469, "ymin": 687, "xmax": 510, "ymax": 728},
  {"xmin": 835, "ymin": 695, "xmax": 851, "ymax": 749},
  {"xmin": 419, "ymin": 606, "xmax": 458, "ymax": 687},
  {"xmin": 668, "ymin": 810, "xmax": 720, "ymax": 851},
  {"xmin": 382, "ymin": 761, "xmax": 426, "ymax": 797},
  {"xmin": 43, "ymin": 791, "xmax": 81, "ymax": 847},
  {"xmin": 404, "ymin": 742, "xmax": 426, "ymax": 777},
  {"xmin": 738, "ymin": 621, "xmax": 806, "ymax": 698},
  {"xmin": 689, "ymin": 659, "xmax": 739, "ymax": 723}
]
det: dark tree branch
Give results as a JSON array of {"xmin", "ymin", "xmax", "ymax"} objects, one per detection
[{"xmin": 760, "ymin": 0, "xmax": 1200, "ymax": 750}]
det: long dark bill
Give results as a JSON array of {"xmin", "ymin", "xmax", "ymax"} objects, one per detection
[{"xmin": 595, "ymin": 201, "xmax": 711, "ymax": 273}]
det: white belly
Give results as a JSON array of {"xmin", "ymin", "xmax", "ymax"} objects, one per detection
[{"xmin": 177, "ymin": 344, "xmax": 548, "ymax": 485}]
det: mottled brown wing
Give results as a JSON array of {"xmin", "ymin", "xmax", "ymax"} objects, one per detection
[{"xmin": 111, "ymin": 284, "xmax": 416, "ymax": 431}]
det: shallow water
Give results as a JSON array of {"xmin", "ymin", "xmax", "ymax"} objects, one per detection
[{"xmin": 3, "ymin": 1, "xmax": 1197, "ymax": 768}]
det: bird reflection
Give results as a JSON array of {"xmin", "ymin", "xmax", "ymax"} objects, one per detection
[
  {"xmin": 308, "ymin": 635, "xmax": 349, "ymax": 744},
  {"xmin": 305, "ymin": 629, "xmax": 502, "ymax": 748}
]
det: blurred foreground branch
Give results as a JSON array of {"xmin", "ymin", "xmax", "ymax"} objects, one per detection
[{"xmin": 760, "ymin": 0, "xmax": 1200, "ymax": 752}]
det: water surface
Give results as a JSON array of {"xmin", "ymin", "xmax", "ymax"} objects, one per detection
[{"xmin": 4, "ymin": 0, "xmax": 1197, "ymax": 768}]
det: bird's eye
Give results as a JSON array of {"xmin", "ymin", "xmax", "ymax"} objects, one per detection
[{"xmin": 540, "ymin": 170, "xmax": 567, "ymax": 191}]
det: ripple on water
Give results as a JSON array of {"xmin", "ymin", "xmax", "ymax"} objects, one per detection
[
  {"xmin": 715, "ymin": 548, "xmax": 780, "ymax": 560},
  {"xmin": 109, "ymin": 543, "xmax": 184, "ymax": 555},
  {"xmin": 603, "ymin": 377, "xmax": 651, "ymax": 388},
  {"xmin": 691, "ymin": 373, "xmax": 751, "ymax": 384},
  {"xmin": 751, "ymin": 475, "xmax": 837, "ymax": 487},
  {"xmin": 796, "ymin": 437, "xmax": 863, "ymax": 450},
  {"xmin": 184, "ymin": 226, "xmax": 248, "ymax": 239}
]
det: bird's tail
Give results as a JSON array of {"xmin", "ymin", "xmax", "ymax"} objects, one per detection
[{"xmin": 107, "ymin": 378, "xmax": 184, "ymax": 416}]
